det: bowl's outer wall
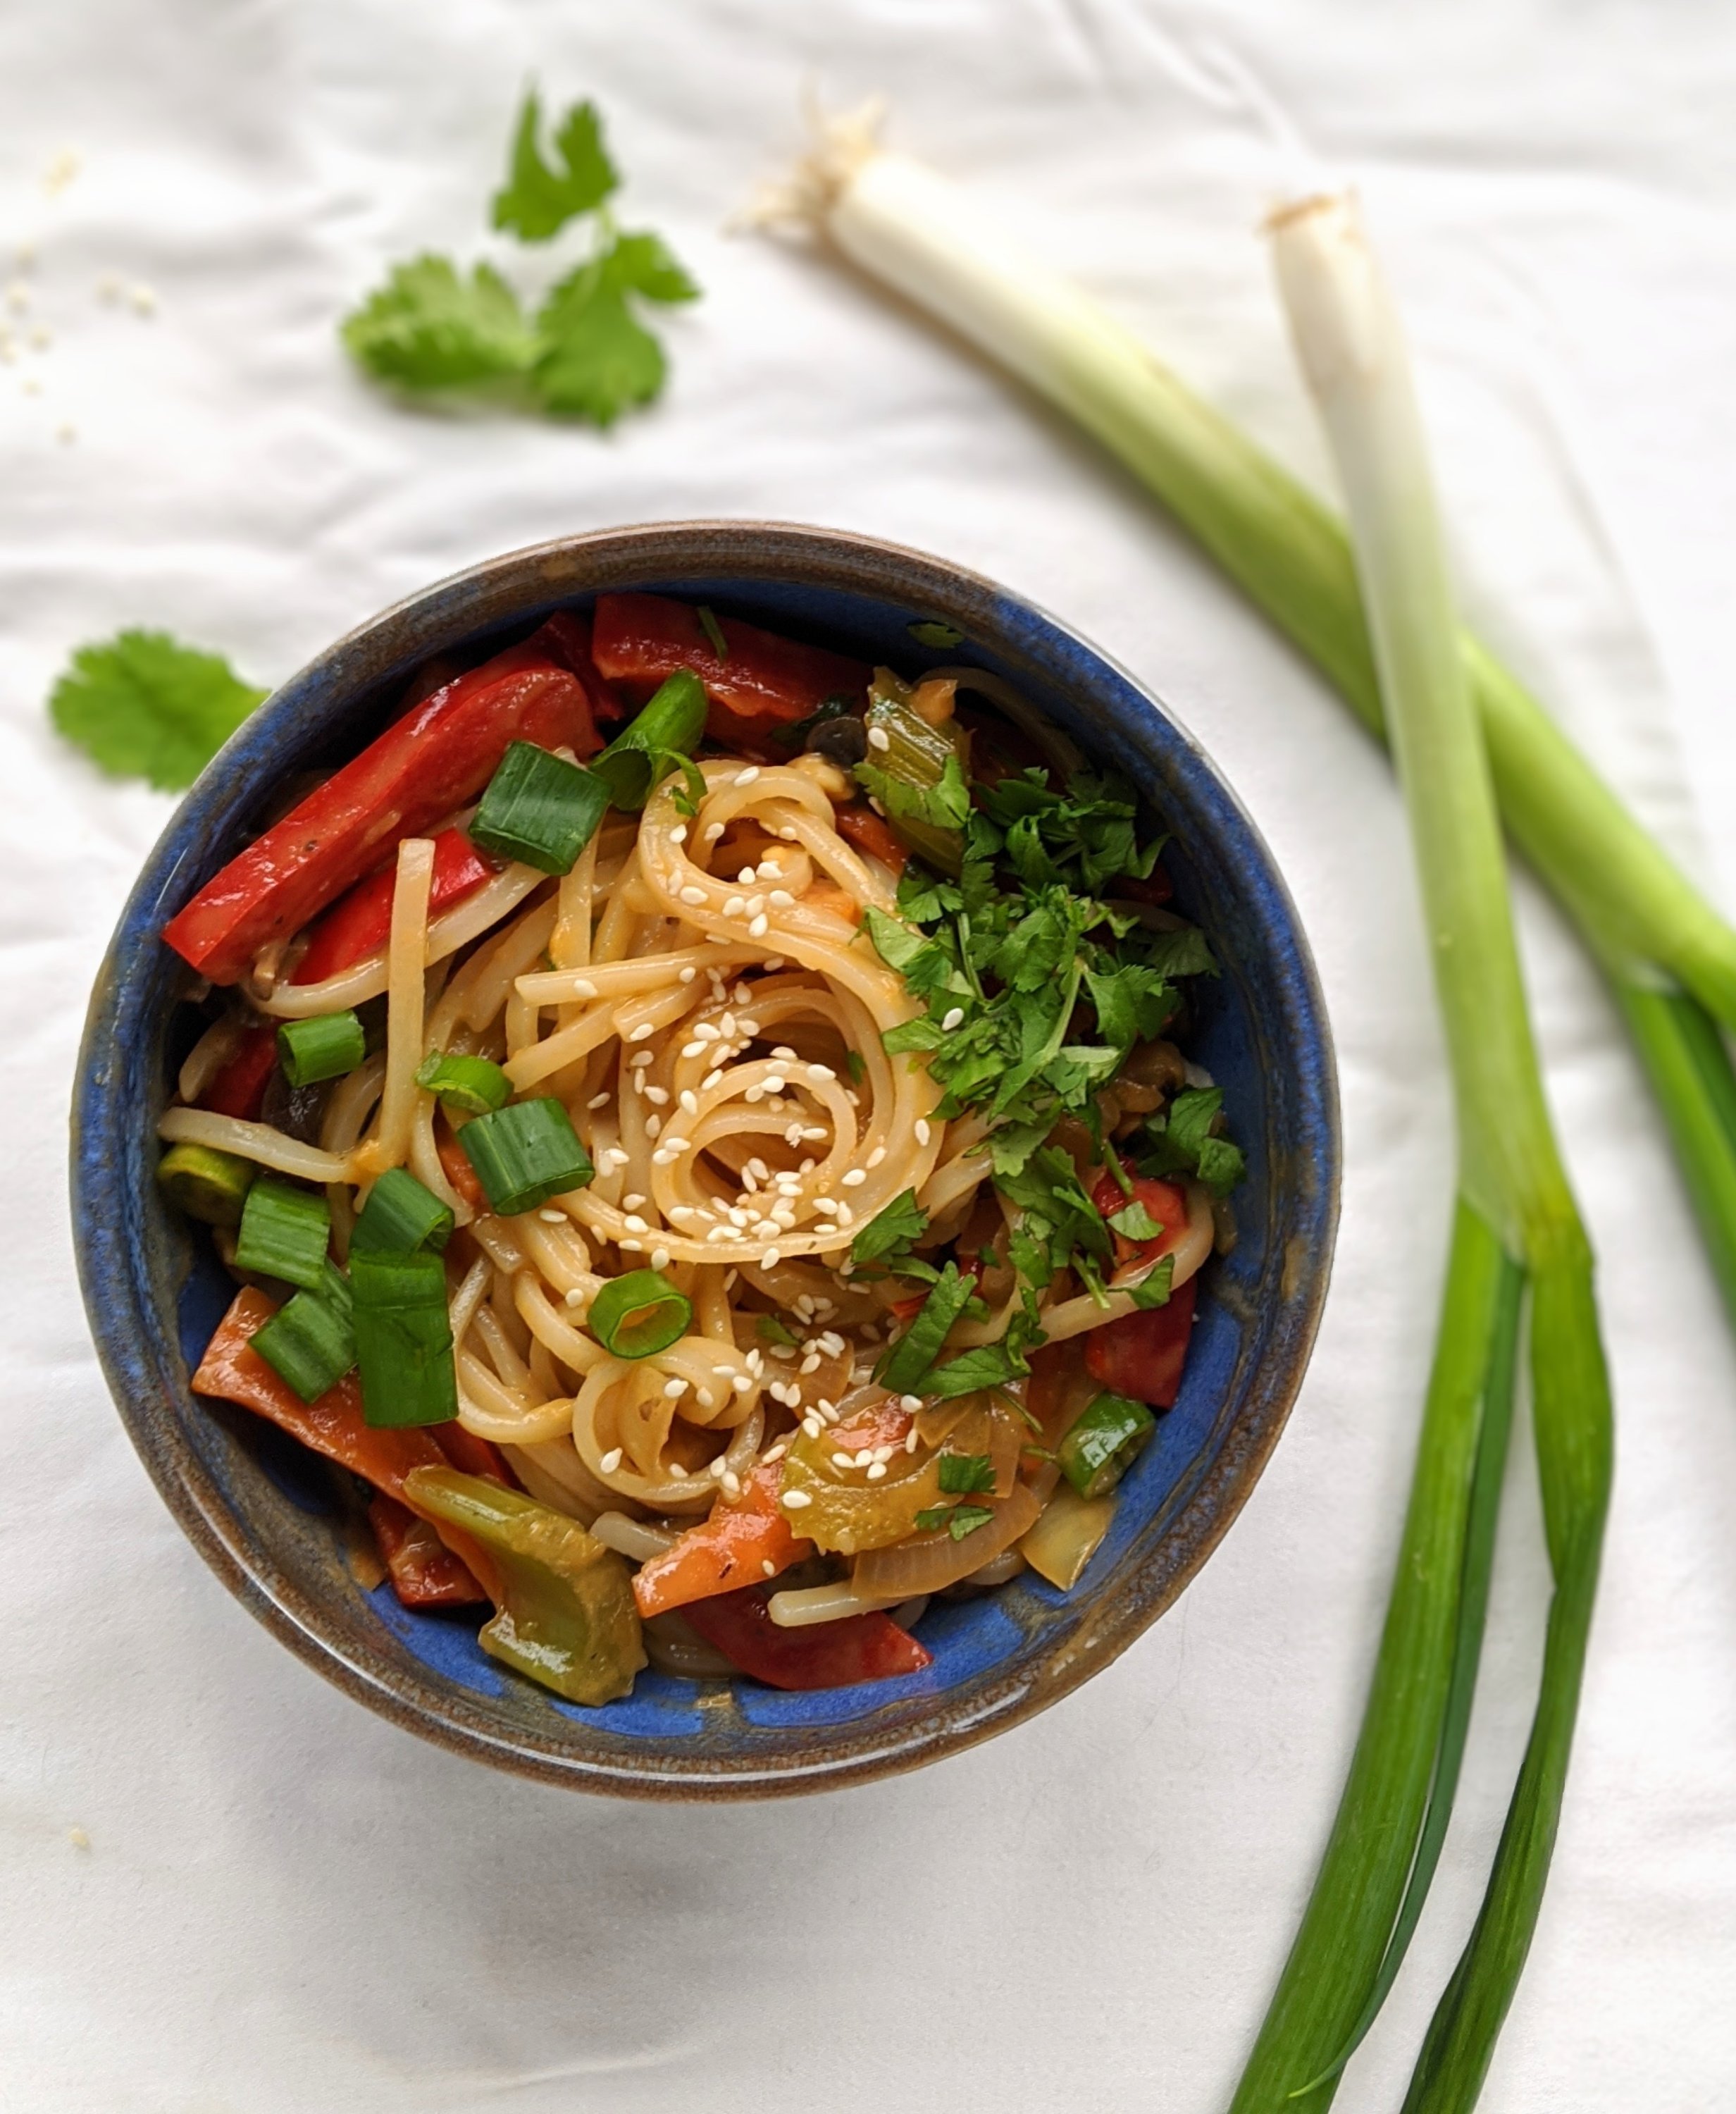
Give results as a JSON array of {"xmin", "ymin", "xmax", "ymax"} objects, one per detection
[{"xmin": 72, "ymin": 523, "xmax": 1339, "ymax": 1799}]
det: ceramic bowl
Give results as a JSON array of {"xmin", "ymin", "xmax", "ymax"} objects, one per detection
[{"xmin": 72, "ymin": 521, "xmax": 1337, "ymax": 1799}]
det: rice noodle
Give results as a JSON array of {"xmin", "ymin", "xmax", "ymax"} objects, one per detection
[{"xmin": 158, "ymin": 1105, "xmax": 351, "ymax": 1183}]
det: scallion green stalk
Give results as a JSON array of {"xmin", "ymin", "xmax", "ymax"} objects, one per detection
[
  {"xmin": 771, "ymin": 127, "xmax": 1736, "ymax": 1330},
  {"xmin": 1224, "ymin": 190, "xmax": 1613, "ymax": 2114}
]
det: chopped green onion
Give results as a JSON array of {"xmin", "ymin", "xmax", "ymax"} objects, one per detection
[
  {"xmin": 936, "ymin": 1451, "xmax": 995, "ymax": 1495},
  {"xmin": 350, "ymin": 1167, "xmax": 454, "ymax": 1255},
  {"xmin": 470, "ymin": 740, "xmax": 609, "ymax": 875},
  {"xmin": 695, "ymin": 605, "xmax": 728, "ymax": 660},
  {"xmin": 233, "ymin": 1176, "xmax": 331, "ymax": 1290},
  {"xmin": 876, "ymin": 1262, "xmax": 976, "ymax": 1393},
  {"xmin": 350, "ymin": 1248, "xmax": 457, "ymax": 1427},
  {"xmin": 414, "ymin": 1050, "xmax": 512, "ymax": 1115},
  {"xmin": 252, "ymin": 1260, "xmax": 354, "ymax": 1403},
  {"xmin": 458, "ymin": 1096, "xmax": 594, "ymax": 1216},
  {"xmin": 589, "ymin": 669, "xmax": 708, "ymax": 810},
  {"xmin": 586, "ymin": 1269, "xmax": 692, "ymax": 1358},
  {"xmin": 277, "ymin": 1010, "xmax": 366, "ymax": 1088},
  {"xmin": 156, "ymin": 1142, "xmax": 256, "ymax": 1226},
  {"xmin": 1058, "ymin": 1390, "xmax": 1154, "ymax": 1500}
]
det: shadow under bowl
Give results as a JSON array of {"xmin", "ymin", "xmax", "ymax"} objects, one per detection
[{"xmin": 72, "ymin": 521, "xmax": 1338, "ymax": 1800}]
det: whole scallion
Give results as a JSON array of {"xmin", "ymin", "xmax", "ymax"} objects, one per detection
[
  {"xmin": 767, "ymin": 124, "xmax": 1736, "ymax": 1333},
  {"xmin": 1223, "ymin": 190, "xmax": 1613, "ymax": 2114}
]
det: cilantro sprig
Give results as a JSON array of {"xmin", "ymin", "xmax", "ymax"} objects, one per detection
[
  {"xmin": 342, "ymin": 89, "xmax": 697, "ymax": 428},
  {"xmin": 49, "ymin": 631, "xmax": 266, "ymax": 791}
]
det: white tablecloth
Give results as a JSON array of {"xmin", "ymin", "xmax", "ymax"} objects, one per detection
[{"xmin": 5, "ymin": 3, "xmax": 1734, "ymax": 2107}]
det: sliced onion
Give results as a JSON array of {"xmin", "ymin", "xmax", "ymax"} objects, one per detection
[{"xmin": 851, "ymin": 1482, "xmax": 1041, "ymax": 1600}]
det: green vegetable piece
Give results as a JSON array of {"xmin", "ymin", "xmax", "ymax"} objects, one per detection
[
  {"xmin": 876, "ymin": 1263, "xmax": 978, "ymax": 1395},
  {"xmin": 1060, "ymin": 1390, "xmax": 1156, "ymax": 1500},
  {"xmin": 909, "ymin": 619, "xmax": 965, "ymax": 650},
  {"xmin": 471, "ymin": 740, "xmax": 610, "ymax": 874},
  {"xmin": 853, "ymin": 688, "xmax": 969, "ymax": 875},
  {"xmin": 156, "ymin": 1142, "xmax": 256, "ymax": 1227},
  {"xmin": 588, "ymin": 1270, "xmax": 692, "ymax": 1359},
  {"xmin": 49, "ymin": 630, "xmax": 266, "ymax": 791},
  {"xmin": 1127, "ymin": 1255, "xmax": 1175, "ymax": 1311},
  {"xmin": 350, "ymin": 1249, "xmax": 456, "ymax": 1428},
  {"xmin": 277, "ymin": 1010, "xmax": 366, "ymax": 1089},
  {"xmin": 695, "ymin": 605, "xmax": 729, "ymax": 660},
  {"xmin": 340, "ymin": 256, "xmax": 540, "ymax": 390},
  {"xmin": 914, "ymin": 1502, "xmax": 997, "ymax": 1543},
  {"xmin": 233, "ymin": 1176, "xmax": 331, "ymax": 1290},
  {"xmin": 414, "ymin": 1051, "xmax": 513, "ymax": 1115},
  {"xmin": 252, "ymin": 1261, "xmax": 355, "ymax": 1404},
  {"xmin": 531, "ymin": 230, "xmax": 700, "ymax": 427},
  {"xmin": 755, "ymin": 1313, "xmax": 800, "ymax": 1348},
  {"xmin": 404, "ymin": 1465, "xmax": 646, "ymax": 1705},
  {"xmin": 492, "ymin": 91, "xmax": 618, "ymax": 242},
  {"xmin": 459, "ymin": 1096, "xmax": 594, "ymax": 1216},
  {"xmin": 937, "ymin": 1452, "xmax": 996, "ymax": 1495},
  {"xmin": 850, "ymin": 1189, "xmax": 929, "ymax": 1268},
  {"xmin": 1108, "ymin": 1199, "xmax": 1165, "ymax": 1242},
  {"xmin": 351, "ymin": 1168, "xmax": 454, "ymax": 1256},
  {"xmin": 590, "ymin": 669, "xmax": 709, "ymax": 810}
]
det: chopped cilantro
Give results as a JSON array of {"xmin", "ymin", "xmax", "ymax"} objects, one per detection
[
  {"xmin": 850, "ymin": 1189, "xmax": 929, "ymax": 1269},
  {"xmin": 532, "ymin": 232, "xmax": 699, "ymax": 426},
  {"xmin": 1136, "ymin": 1085, "xmax": 1246, "ymax": 1197},
  {"xmin": 1127, "ymin": 1256, "xmax": 1176, "ymax": 1309},
  {"xmin": 914, "ymin": 1502, "xmax": 998, "ymax": 1542},
  {"xmin": 877, "ymin": 1263, "xmax": 977, "ymax": 1393},
  {"xmin": 856, "ymin": 749, "xmax": 972, "ymax": 838},
  {"xmin": 937, "ymin": 1452, "xmax": 996, "ymax": 1495},
  {"xmin": 1108, "ymin": 1199, "xmax": 1165, "ymax": 1242},
  {"xmin": 49, "ymin": 631, "xmax": 266, "ymax": 791},
  {"xmin": 909, "ymin": 619, "xmax": 965, "ymax": 649},
  {"xmin": 492, "ymin": 92, "xmax": 617, "ymax": 241},
  {"xmin": 755, "ymin": 1313, "xmax": 800, "ymax": 1347},
  {"xmin": 845, "ymin": 1049, "xmax": 867, "ymax": 1086},
  {"xmin": 340, "ymin": 256, "xmax": 540, "ymax": 391}
]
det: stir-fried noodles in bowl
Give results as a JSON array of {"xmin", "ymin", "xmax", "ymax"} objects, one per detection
[{"xmin": 72, "ymin": 524, "xmax": 1338, "ymax": 1797}]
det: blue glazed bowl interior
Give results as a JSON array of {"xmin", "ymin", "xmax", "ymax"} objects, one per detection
[{"xmin": 74, "ymin": 525, "xmax": 1337, "ymax": 1797}]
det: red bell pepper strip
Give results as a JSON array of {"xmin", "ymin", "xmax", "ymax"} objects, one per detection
[
  {"xmin": 436, "ymin": 1125, "xmax": 489, "ymax": 1213},
  {"xmin": 290, "ymin": 829, "xmax": 496, "ymax": 986},
  {"xmin": 1089, "ymin": 1168, "xmax": 1192, "ymax": 1273},
  {"xmin": 163, "ymin": 629, "xmax": 606, "ymax": 986},
  {"xmin": 590, "ymin": 592, "xmax": 870, "ymax": 750},
  {"xmin": 191, "ymin": 1288, "xmax": 500, "ymax": 1598},
  {"xmin": 367, "ymin": 1492, "xmax": 488, "ymax": 1607},
  {"xmin": 1084, "ymin": 1275, "xmax": 1198, "ymax": 1409},
  {"xmin": 833, "ymin": 803, "xmax": 909, "ymax": 875},
  {"xmin": 679, "ymin": 1583, "xmax": 932, "ymax": 1689},
  {"xmin": 433, "ymin": 1420, "xmax": 514, "ymax": 1485},
  {"xmin": 631, "ymin": 1458, "xmax": 814, "ymax": 1618},
  {"xmin": 199, "ymin": 1022, "xmax": 279, "ymax": 1120}
]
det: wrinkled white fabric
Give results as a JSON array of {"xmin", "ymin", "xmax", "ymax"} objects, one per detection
[{"xmin": 4, "ymin": 2, "xmax": 1735, "ymax": 2108}]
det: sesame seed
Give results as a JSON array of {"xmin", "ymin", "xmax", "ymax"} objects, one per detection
[
  {"xmin": 807, "ymin": 1064, "xmax": 835, "ymax": 1082},
  {"xmin": 645, "ymin": 1086, "xmax": 669, "ymax": 1106},
  {"xmin": 764, "ymin": 1073, "xmax": 786, "ymax": 1094},
  {"xmin": 905, "ymin": 1429, "xmax": 920, "ymax": 1453},
  {"xmin": 669, "ymin": 1205, "xmax": 695, "ymax": 1223},
  {"xmin": 762, "ymin": 1443, "xmax": 786, "ymax": 1464},
  {"xmin": 539, "ymin": 1208, "xmax": 565, "ymax": 1223},
  {"xmin": 941, "ymin": 1007, "xmax": 965, "ymax": 1031},
  {"xmin": 748, "ymin": 914, "xmax": 769, "ymax": 939},
  {"xmin": 588, "ymin": 1091, "xmax": 612, "ymax": 1109},
  {"xmin": 679, "ymin": 1089, "xmax": 699, "ymax": 1115},
  {"xmin": 762, "ymin": 1246, "xmax": 781, "ymax": 1267},
  {"xmin": 681, "ymin": 1041, "xmax": 705, "ymax": 1060},
  {"xmin": 915, "ymin": 1119, "xmax": 931, "ymax": 1146},
  {"xmin": 745, "ymin": 895, "xmax": 766, "ymax": 917},
  {"xmin": 663, "ymin": 1134, "xmax": 689, "ymax": 1154},
  {"xmin": 680, "ymin": 886, "xmax": 707, "ymax": 906},
  {"xmin": 630, "ymin": 1051, "xmax": 655, "ymax": 1070},
  {"xmin": 867, "ymin": 1146, "xmax": 886, "ymax": 1168},
  {"xmin": 867, "ymin": 1462, "xmax": 888, "ymax": 1481},
  {"xmin": 723, "ymin": 896, "xmax": 746, "ymax": 918},
  {"xmin": 696, "ymin": 1387, "xmax": 715, "ymax": 1409},
  {"xmin": 623, "ymin": 1215, "xmax": 649, "ymax": 1233},
  {"xmin": 867, "ymin": 724, "xmax": 892, "ymax": 752},
  {"xmin": 651, "ymin": 1247, "xmax": 671, "ymax": 1270},
  {"xmin": 769, "ymin": 889, "xmax": 795, "ymax": 908},
  {"xmin": 669, "ymin": 1464, "xmax": 688, "ymax": 1479},
  {"xmin": 565, "ymin": 1287, "xmax": 586, "ymax": 1308},
  {"xmin": 628, "ymin": 1022, "xmax": 655, "ymax": 1042},
  {"xmin": 693, "ymin": 1022, "xmax": 719, "ymax": 1042},
  {"xmin": 781, "ymin": 1488, "xmax": 812, "ymax": 1509},
  {"xmin": 800, "ymin": 1352, "xmax": 822, "ymax": 1374},
  {"xmin": 679, "ymin": 965, "xmax": 698, "ymax": 984},
  {"xmin": 721, "ymin": 1469, "xmax": 742, "ymax": 1497},
  {"xmin": 840, "ymin": 1170, "xmax": 867, "ymax": 1189},
  {"xmin": 762, "ymin": 1558, "xmax": 776, "ymax": 1576},
  {"xmin": 646, "ymin": 1117, "xmax": 662, "ymax": 1137},
  {"xmin": 622, "ymin": 1192, "xmax": 645, "ymax": 1210},
  {"xmin": 899, "ymin": 1395, "xmax": 924, "ymax": 1412},
  {"xmin": 836, "ymin": 1204, "xmax": 853, "ymax": 1225},
  {"xmin": 738, "ymin": 766, "xmax": 761, "ymax": 786},
  {"xmin": 702, "ymin": 1068, "xmax": 725, "ymax": 1090},
  {"xmin": 804, "ymin": 1418, "xmax": 825, "ymax": 1440},
  {"xmin": 664, "ymin": 1378, "xmax": 687, "ymax": 1399},
  {"xmin": 731, "ymin": 1371, "xmax": 753, "ymax": 1394},
  {"xmin": 671, "ymin": 824, "xmax": 689, "ymax": 843},
  {"xmin": 620, "ymin": 1239, "xmax": 644, "ymax": 1252},
  {"xmin": 599, "ymin": 1448, "xmax": 623, "ymax": 1473},
  {"xmin": 571, "ymin": 978, "xmax": 598, "ymax": 999},
  {"xmin": 831, "ymin": 1451, "xmax": 855, "ymax": 1469},
  {"xmin": 652, "ymin": 1148, "xmax": 676, "ymax": 1166}
]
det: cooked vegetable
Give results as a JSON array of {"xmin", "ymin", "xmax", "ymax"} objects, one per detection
[
  {"xmin": 852, "ymin": 1481, "xmax": 1041, "ymax": 1598},
  {"xmin": 162, "ymin": 626, "xmax": 604, "ymax": 983},
  {"xmin": 1084, "ymin": 1276, "xmax": 1196, "ymax": 1408},
  {"xmin": 772, "ymin": 125, "xmax": 1736, "ymax": 1336},
  {"xmin": 275, "ymin": 1010, "xmax": 366, "ymax": 1089},
  {"xmin": 349, "ymin": 1168, "xmax": 455, "ymax": 1256},
  {"xmin": 588, "ymin": 669, "xmax": 709, "ymax": 810},
  {"xmin": 458, "ymin": 1096, "xmax": 594, "ymax": 1216},
  {"xmin": 413, "ymin": 1051, "xmax": 512, "ymax": 1116},
  {"xmin": 855, "ymin": 679, "xmax": 969, "ymax": 874},
  {"xmin": 585, "ymin": 1269, "xmax": 692, "ymax": 1359},
  {"xmin": 1227, "ymin": 192, "xmax": 1613, "ymax": 2114},
  {"xmin": 1019, "ymin": 1483, "xmax": 1115, "ymax": 1592},
  {"xmin": 48, "ymin": 629, "xmax": 266, "ymax": 790},
  {"xmin": 677, "ymin": 1581, "xmax": 931, "ymax": 1688},
  {"xmin": 232, "ymin": 1176, "xmax": 331, "ymax": 1290},
  {"xmin": 367, "ymin": 1492, "xmax": 488, "ymax": 1607},
  {"xmin": 1058, "ymin": 1390, "xmax": 1155, "ymax": 1500},
  {"xmin": 250, "ymin": 1261, "xmax": 355, "ymax": 1404},
  {"xmin": 404, "ymin": 1466, "xmax": 646, "ymax": 1705},
  {"xmin": 469, "ymin": 740, "xmax": 610, "ymax": 874},
  {"xmin": 156, "ymin": 1142, "xmax": 255, "ymax": 1226},
  {"xmin": 876, "ymin": 1262, "xmax": 979, "ymax": 1393},
  {"xmin": 350, "ymin": 1249, "xmax": 457, "ymax": 1429},
  {"xmin": 292, "ymin": 829, "xmax": 495, "ymax": 987},
  {"xmin": 198, "ymin": 1022, "xmax": 279, "ymax": 1119},
  {"xmin": 631, "ymin": 1459, "xmax": 813, "ymax": 1617}
]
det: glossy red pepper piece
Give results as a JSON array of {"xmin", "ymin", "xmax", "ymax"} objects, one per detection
[
  {"xmin": 290, "ymin": 829, "xmax": 496, "ymax": 986},
  {"xmin": 590, "ymin": 592, "xmax": 871, "ymax": 750},
  {"xmin": 632, "ymin": 1459, "xmax": 814, "ymax": 1618},
  {"xmin": 679, "ymin": 1583, "xmax": 932, "ymax": 1689},
  {"xmin": 163, "ymin": 623, "xmax": 607, "ymax": 985},
  {"xmin": 1089, "ymin": 1168, "xmax": 1192, "ymax": 1273},
  {"xmin": 367, "ymin": 1492, "xmax": 488, "ymax": 1607},
  {"xmin": 199, "ymin": 1022, "xmax": 279, "ymax": 1120},
  {"xmin": 1084, "ymin": 1274, "xmax": 1198, "ymax": 1409},
  {"xmin": 833, "ymin": 803, "xmax": 909, "ymax": 875}
]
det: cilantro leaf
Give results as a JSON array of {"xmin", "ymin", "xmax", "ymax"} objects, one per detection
[
  {"xmin": 918, "ymin": 1341, "xmax": 1030, "ymax": 1399},
  {"xmin": 531, "ymin": 230, "xmax": 699, "ymax": 426},
  {"xmin": 492, "ymin": 92, "xmax": 617, "ymax": 242},
  {"xmin": 341, "ymin": 256, "xmax": 539, "ymax": 390},
  {"xmin": 914, "ymin": 1502, "xmax": 998, "ymax": 1541},
  {"xmin": 937, "ymin": 1452, "xmax": 996, "ymax": 1495},
  {"xmin": 1137, "ymin": 1085, "xmax": 1246, "ymax": 1197},
  {"xmin": 863, "ymin": 906, "xmax": 931, "ymax": 977},
  {"xmin": 850, "ymin": 1190, "xmax": 929, "ymax": 1268},
  {"xmin": 855, "ymin": 750, "xmax": 972, "ymax": 836},
  {"xmin": 1196, "ymin": 1135, "xmax": 1246, "ymax": 1193},
  {"xmin": 756, "ymin": 1313, "xmax": 800, "ymax": 1347},
  {"xmin": 909, "ymin": 619, "xmax": 965, "ymax": 649},
  {"xmin": 1108, "ymin": 1199, "xmax": 1165, "ymax": 1242},
  {"xmin": 1127, "ymin": 1255, "xmax": 1175, "ymax": 1309},
  {"xmin": 49, "ymin": 631, "xmax": 266, "ymax": 791}
]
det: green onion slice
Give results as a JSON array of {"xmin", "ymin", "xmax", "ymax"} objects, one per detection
[
  {"xmin": 414, "ymin": 1051, "xmax": 512, "ymax": 1115},
  {"xmin": 277, "ymin": 1010, "xmax": 366, "ymax": 1089},
  {"xmin": 459, "ymin": 1096, "xmax": 594, "ymax": 1216},
  {"xmin": 586, "ymin": 1269, "xmax": 692, "ymax": 1359},
  {"xmin": 156, "ymin": 1142, "xmax": 256, "ymax": 1227},
  {"xmin": 252, "ymin": 1261, "xmax": 354, "ymax": 1404},
  {"xmin": 590, "ymin": 669, "xmax": 709, "ymax": 811},
  {"xmin": 1059, "ymin": 1390, "xmax": 1155, "ymax": 1500},
  {"xmin": 350, "ymin": 1248, "xmax": 457, "ymax": 1428},
  {"xmin": 233, "ymin": 1175, "xmax": 331, "ymax": 1290},
  {"xmin": 351, "ymin": 1166, "xmax": 454, "ymax": 1256},
  {"xmin": 470, "ymin": 741, "xmax": 610, "ymax": 876}
]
